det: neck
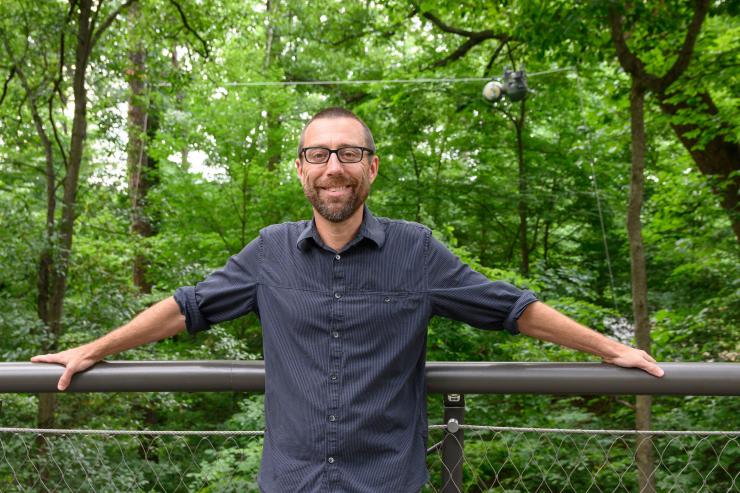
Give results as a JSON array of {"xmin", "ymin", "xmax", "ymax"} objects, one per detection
[{"xmin": 313, "ymin": 205, "xmax": 365, "ymax": 251}]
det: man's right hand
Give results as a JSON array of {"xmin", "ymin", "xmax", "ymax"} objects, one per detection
[
  {"xmin": 29, "ymin": 297, "xmax": 186, "ymax": 391},
  {"xmin": 31, "ymin": 344, "xmax": 100, "ymax": 391}
]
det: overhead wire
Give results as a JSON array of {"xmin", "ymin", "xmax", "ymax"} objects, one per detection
[
  {"xmin": 207, "ymin": 67, "xmax": 575, "ymax": 87},
  {"xmin": 574, "ymin": 68, "xmax": 619, "ymax": 312},
  {"xmin": 173, "ymin": 64, "xmax": 619, "ymax": 306}
]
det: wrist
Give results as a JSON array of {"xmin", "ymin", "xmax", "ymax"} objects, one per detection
[
  {"xmin": 600, "ymin": 339, "xmax": 631, "ymax": 361},
  {"xmin": 82, "ymin": 341, "xmax": 106, "ymax": 362}
]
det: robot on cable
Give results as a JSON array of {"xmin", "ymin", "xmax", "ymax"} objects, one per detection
[{"xmin": 482, "ymin": 67, "xmax": 528, "ymax": 103}]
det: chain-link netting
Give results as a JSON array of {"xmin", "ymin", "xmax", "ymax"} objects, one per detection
[
  {"xmin": 1, "ymin": 425, "xmax": 737, "ymax": 492},
  {"xmin": 0, "ymin": 428, "xmax": 264, "ymax": 492},
  {"xmin": 424, "ymin": 425, "xmax": 739, "ymax": 493}
]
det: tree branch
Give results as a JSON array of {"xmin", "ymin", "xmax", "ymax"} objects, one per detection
[
  {"xmin": 493, "ymin": 105, "xmax": 517, "ymax": 126},
  {"xmin": 432, "ymin": 35, "xmax": 494, "ymax": 68},
  {"xmin": 90, "ymin": 0, "xmax": 138, "ymax": 49},
  {"xmin": 506, "ymin": 41, "xmax": 517, "ymax": 68},
  {"xmin": 607, "ymin": 6, "xmax": 651, "ymax": 82},
  {"xmin": 419, "ymin": 9, "xmax": 510, "ymax": 68},
  {"xmin": 3, "ymin": 159, "xmax": 46, "ymax": 175},
  {"xmin": 422, "ymin": 10, "xmax": 498, "ymax": 39},
  {"xmin": 657, "ymin": 0, "xmax": 710, "ymax": 91},
  {"xmin": 608, "ymin": 1, "xmax": 709, "ymax": 93},
  {"xmin": 47, "ymin": 95, "xmax": 68, "ymax": 168},
  {"xmin": 483, "ymin": 41, "xmax": 506, "ymax": 77},
  {"xmin": 0, "ymin": 66, "xmax": 15, "ymax": 107},
  {"xmin": 89, "ymin": 0, "xmax": 105, "ymax": 37},
  {"xmin": 53, "ymin": 0, "xmax": 77, "ymax": 107},
  {"xmin": 168, "ymin": 0, "xmax": 210, "ymax": 58}
]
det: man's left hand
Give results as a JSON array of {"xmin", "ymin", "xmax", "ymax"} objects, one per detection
[{"xmin": 603, "ymin": 347, "xmax": 665, "ymax": 377}]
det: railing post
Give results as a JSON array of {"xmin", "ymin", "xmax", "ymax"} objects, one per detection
[{"xmin": 441, "ymin": 393, "xmax": 465, "ymax": 493}]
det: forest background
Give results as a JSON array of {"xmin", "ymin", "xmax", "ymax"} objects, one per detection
[{"xmin": 0, "ymin": 0, "xmax": 737, "ymax": 490}]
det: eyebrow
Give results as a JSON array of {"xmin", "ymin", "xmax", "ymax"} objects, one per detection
[{"xmin": 304, "ymin": 143, "xmax": 365, "ymax": 149}]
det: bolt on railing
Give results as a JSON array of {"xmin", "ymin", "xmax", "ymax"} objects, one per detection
[{"xmin": 1, "ymin": 361, "xmax": 738, "ymax": 492}]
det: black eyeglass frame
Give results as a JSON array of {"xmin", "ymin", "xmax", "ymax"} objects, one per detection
[{"xmin": 300, "ymin": 146, "xmax": 375, "ymax": 165}]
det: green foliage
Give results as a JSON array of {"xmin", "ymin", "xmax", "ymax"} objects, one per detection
[{"xmin": 0, "ymin": 0, "xmax": 737, "ymax": 490}]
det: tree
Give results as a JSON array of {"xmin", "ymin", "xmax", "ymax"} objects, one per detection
[
  {"xmin": 0, "ymin": 0, "xmax": 139, "ymax": 428},
  {"xmin": 608, "ymin": 2, "xmax": 711, "ymax": 491},
  {"xmin": 127, "ymin": 1, "xmax": 159, "ymax": 293}
]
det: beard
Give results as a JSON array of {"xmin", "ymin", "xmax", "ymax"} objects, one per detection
[{"xmin": 303, "ymin": 172, "xmax": 370, "ymax": 223}]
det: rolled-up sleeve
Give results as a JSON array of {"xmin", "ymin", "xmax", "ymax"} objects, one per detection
[
  {"xmin": 174, "ymin": 237, "xmax": 261, "ymax": 334},
  {"xmin": 426, "ymin": 234, "xmax": 537, "ymax": 334}
]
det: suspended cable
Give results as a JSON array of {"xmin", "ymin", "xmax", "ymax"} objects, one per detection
[
  {"xmin": 574, "ymin": 68, "xmax": 619, "ymax": 312},
  {"xmin": 214, "ymin": 67, "xmax": 574, "ymax": 87},
  {"xmin": 165, "ymin": 63, "xmax": 619, "ymax": 309}
]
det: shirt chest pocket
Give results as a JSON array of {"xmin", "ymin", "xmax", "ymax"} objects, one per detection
[{"xmin": 342, "ymin": 292, "xmax": 422, "ymax": 333}]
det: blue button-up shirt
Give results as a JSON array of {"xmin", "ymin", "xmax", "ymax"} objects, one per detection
[{"xmin": 174, "ymin": 207, "xmax": 537, "ymax": 493}]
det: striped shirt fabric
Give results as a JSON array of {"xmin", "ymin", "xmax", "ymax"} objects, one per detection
[{"xmin": 174, "ymin": 206, "xmax": 537, "ymax": 493}]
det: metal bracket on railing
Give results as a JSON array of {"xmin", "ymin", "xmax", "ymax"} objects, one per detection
[{"xmin": 442, "ymin": 393, "xmax": 465, "ymax": 493}]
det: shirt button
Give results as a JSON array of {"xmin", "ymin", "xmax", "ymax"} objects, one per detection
[
  {"xmin": 334, "ymin": 292, "xmax": 342, "ymax": 299},
  {"xmin": 334, "ymin": 254, "xmax": 341, "ymax": 261},
  {"xmin": 328, "ymin": 415, "xmax": 336, "ymax": 422},
  {"xmin": 328, "ymin": 457, "xmax": 335, "ymax": 464},
  {"xmin": 332, "ymin": 331, "xmax": 339, "ymax": 338},
  {"xmin": 330, "ymin": 374, "xmax": 337, "ymax": 380},
  {"xmin": 384, "ymin": 296, "xmax": 391, "ymax": 303}
]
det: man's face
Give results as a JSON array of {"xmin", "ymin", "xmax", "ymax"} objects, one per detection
[{"xmin": 296, "ymin": 117, "xmax": 379, "ymax": 223}]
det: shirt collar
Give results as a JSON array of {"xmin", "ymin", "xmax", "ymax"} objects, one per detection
[{"xmin": 296, "ymin": 205, "xmax": 386, "ymax": 252}]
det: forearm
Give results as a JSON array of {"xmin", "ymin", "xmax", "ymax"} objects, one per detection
[
  {"xmin": 516, "ymin": 301, "xmax": 663, "ymax": 377},
  {"xmin": 85, "ymin": 296, "xmax": 186, "ymax": 360},
  {"xmin": 517, "ymin": 301, "xmax": 626, "ymax": 359}
]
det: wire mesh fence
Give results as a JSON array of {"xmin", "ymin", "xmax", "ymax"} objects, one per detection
[
  {"xmin": 0, "ymin": 425, "xmax": 737, "ymax": 492},
  {"xmin": 424, "ymin": 425, "xmax": 740, "ymax": 493},
  {"xmin": 0, "ymin": 428, "xmax": 264, "ymax": 492}
]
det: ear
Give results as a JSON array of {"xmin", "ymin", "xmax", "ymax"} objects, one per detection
[
  {"xmin": 295, "ymin": 158, "xmax": 305, "ymax": 182},
  {"xmin": 368, "ymin": 154, "xmax": 379, "ymax": 184}
]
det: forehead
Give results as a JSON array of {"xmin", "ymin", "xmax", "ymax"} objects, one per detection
[{"xmin": 303, "ymin": 117, "xmax": 365, "ymax": 146}]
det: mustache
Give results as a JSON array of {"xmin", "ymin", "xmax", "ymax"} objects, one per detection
[{"xmin": 316, "ymin": 177, "xmax": 357, "ymax": 188}]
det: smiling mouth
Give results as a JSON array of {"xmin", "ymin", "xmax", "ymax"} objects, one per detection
[{"xmin": 321, "ymin": 185, "xmax": 351, "ymax": 193}]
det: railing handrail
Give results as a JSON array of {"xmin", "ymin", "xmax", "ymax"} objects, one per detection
[{"xmin": 0, "ymin": 361, "xmax": 738, "ymax": 395}]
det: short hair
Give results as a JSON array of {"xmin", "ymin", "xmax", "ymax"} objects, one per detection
[{"xmin": 297, "ymin": 107, "xmax": 376, "ymax": 157}]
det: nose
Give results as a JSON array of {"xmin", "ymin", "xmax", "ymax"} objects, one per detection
[{"xmin": 324, "ymin": 152, "xmax": 345, "ymax": 175}]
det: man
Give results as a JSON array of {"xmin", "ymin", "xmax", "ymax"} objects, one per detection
[{"xmin": 32, "ymin": 107, "xmax": 663, "ymax": 492}]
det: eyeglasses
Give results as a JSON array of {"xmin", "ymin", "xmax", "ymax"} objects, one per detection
[{"xmin": 300, "ymin": 146, "xmax": 374, "ymax": 165}]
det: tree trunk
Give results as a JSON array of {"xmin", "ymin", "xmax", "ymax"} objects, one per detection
[
  {"xmin": 30, "ymin": 93, "xmax": 57, "ymax": 431},
  {"xmin": 35, "ymin": 0, "xmax": 93, "ymax": 429},
  {"xmin": 14, "ymin": 70, "xmax": 56, "ymax": 329},
  {"xmin": 515, "ymin": 100, "xmax": 529, "ymax": 276},
  {"xmin": 264, "ymin": 0, "xmax": 281, "ymax": 172},
  {"xmin": 656, "ymin": 92, "xmax": 740, "ymax": 243},
  {"xmin": 127, "ymin": 2, "xmax": 158, "ymax": 293},
  {"xmin": 265, "ymin": 110, "xmax": 281, "ymax": 171},
  {"xmin": 170, "ymin": 47, "xmax": 189, "ymax": 168},
  {"xmin": 410, "ymin": 147, "xmax": 422, "ymax": 223},
  {"xmin": 543, "ymin": 220, "xmax": 550, "ymax": 266},
  {"xmin": 628, "ymin": 81, "xmax": 656, "ymax": 493}
]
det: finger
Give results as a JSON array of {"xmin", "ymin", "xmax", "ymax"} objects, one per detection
[
  {"xmin": 31, "ymin": 354, "xmax": 53, "ymax": 363},
  {"xmin": 641, "ymin": 362, "xmax": 664, "ymax": 378},
  {"xmin": 57, "ymin": 367, "xmax": 76, "ymax": 391},
  {"xmin": 641, "ymin": 351, "xmax": 657, "ymax": 364}
]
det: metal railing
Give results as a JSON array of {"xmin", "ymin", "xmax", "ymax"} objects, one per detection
[
  {"xmin": 1, "ymin": 361, "xmax": 738, "ymax": 492},
  {"xmin": 2, "ymin": 360, "xmax": 738, "ymax": 395}
]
